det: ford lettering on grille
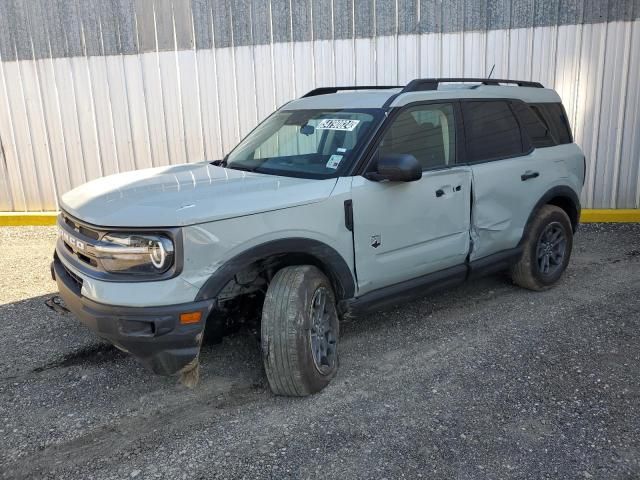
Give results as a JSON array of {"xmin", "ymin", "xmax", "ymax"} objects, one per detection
[{"xmin": 58, "ymin": 227, "xmax": 86, "ymax": 251}]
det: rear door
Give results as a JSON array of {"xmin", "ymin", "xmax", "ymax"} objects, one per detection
[
  {"xmin": 463, "ymin": 100, "xmax": 564, "ymax": 260},
  {"xmin": 351, "ymin": 102, "xmax": 472, "ymax": 295}
]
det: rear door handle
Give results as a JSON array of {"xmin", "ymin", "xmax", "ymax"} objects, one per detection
[
  {"xmin": 521, "ymin": 171, "xmax": 540, "ymax": 181},
  {"xmin": 435, "ymin": 189, "xmax": 445, "ymax": 198}
]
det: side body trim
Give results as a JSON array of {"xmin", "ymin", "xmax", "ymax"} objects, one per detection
[
  {"xmin": 340, "ymin": 247, "xmax": 523, "ymax": 316},
  {"xmin": 467, "ymin": 247, "xmax": 523, "ymax": 280},
  {"xmin": 340, "ymin": 264, "xmax": 467, "ymax": 315}
]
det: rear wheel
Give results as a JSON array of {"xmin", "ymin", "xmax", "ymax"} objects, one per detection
[
  {"xmin": 510, "ymin": 205, "xmax": 573, "ymax": 291},
  {"xmin": 261, "ymin": 265, "xmax": 339, "ymax": 396}
]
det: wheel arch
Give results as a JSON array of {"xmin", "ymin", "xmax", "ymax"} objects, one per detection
[
  {"xmin": 194, "ymin": 238, "xmax": 356, "ymax": 302},
  {"xmin": 522, "ymin": 186, "xmax": 581, "ymax": 239}
]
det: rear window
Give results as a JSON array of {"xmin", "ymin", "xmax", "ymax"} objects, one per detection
[
  {"xmin": 527, "ymin": 103, "xmax": 573, "ymax": 145},
  {"xmin": 462, "ymin": 101, "xmax": 524, "ymax": 162}
]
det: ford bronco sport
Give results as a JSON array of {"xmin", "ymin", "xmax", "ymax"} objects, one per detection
[{"xmin": 52, "ymin": 78, "xmax": 584, "ymax": 396}]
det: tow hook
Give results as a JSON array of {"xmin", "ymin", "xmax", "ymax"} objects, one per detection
[{"xmin": 45, "ymin": 295, "xmax": 70, "ymax": 315}]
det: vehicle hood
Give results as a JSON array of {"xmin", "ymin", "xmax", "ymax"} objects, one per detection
[{"xmin": 60, "ymin": 163, "xmax": 338, "ymax": 227}]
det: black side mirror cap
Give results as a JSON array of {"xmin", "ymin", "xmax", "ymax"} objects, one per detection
[{"xmin": 365, "ymin": 153, "xmax": 422, "ymax": 182}]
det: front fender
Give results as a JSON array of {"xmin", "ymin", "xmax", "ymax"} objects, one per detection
[{"xmin": 194, "ymin": 238, "xmax": 356, "ymax": 301}]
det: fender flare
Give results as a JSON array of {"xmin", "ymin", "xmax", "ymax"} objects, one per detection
[
  {"xmin": 522, "ymin": 185, "xmax": 581, "ymax": 240},
  {"xmin": 194, "ymin": 238, "xmax": 356, "ymax": 301}
]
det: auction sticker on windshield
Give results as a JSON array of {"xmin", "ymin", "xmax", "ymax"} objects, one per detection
[
  {"xmin": 316, "ymin": 119, "xmax": 360, "ymax": 131},
  {"xmin": 326, "ymin": 154, "xmax": 343, "ymax": 169}
]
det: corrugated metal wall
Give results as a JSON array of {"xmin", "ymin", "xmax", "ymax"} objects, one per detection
[{"xmin": 0, "ymin": 0, "xmax": 638, "ymax": 212}]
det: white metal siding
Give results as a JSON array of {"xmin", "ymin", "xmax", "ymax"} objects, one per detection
[{"xmin": 0, "ymin": 16, "xmax": 638, "ymax": 211}]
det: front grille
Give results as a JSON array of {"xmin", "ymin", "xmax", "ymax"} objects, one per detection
[
  {"xmin": 79, "ymin": 225, "xmax": 99, "ymax": 240},
  {"xmin": 62, "ymin": 213, "xmax": 100, "ymax": 240},
  {"xmin": 59, "ymin": 212, "xmax": 102, "ymax": 270},
  {"xmin": 76, "ymin": 251, "xmax": 98, "ymax": 267},
  {"xmin": 62, "ymin": 263, "xmax": 84, "ymax": 289}
]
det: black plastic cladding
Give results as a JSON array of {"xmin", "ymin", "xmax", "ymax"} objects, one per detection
[{"xmin": 524, "ymin": 186, "xmax": 582, "ymax": 233}]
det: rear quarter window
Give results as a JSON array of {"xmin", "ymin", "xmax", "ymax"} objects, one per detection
[
  {"xmin": 513, "ymin": 103, "xmax": 556, "ymax": 148},
  {"xmin": 528, "ymin": 103, "xmax": 573, "ymax": 145}
]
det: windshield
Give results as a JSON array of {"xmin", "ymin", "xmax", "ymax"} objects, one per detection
[{"xmin": 225, "ymin": 109, "xmax": 383, "ymax": 178}]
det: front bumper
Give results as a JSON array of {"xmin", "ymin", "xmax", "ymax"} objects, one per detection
[{"xmin": 52, "ymin": 254, "xmax": 215, "ymax": 376}]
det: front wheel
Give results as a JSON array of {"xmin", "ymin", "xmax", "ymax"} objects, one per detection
[
  {"xmin": 261, "ymin": 265, "xmax": 339, "ymax": 396},
  {"xmin": 510, "ymin": 204, "xmax": 573, "ymax": 291}
]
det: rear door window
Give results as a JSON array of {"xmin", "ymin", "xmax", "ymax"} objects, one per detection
[{"xmin": 462, "ymin": 101, "xmax": 524, "ymax": 162}]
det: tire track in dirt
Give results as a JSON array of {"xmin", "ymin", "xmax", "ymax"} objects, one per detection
[{"xmin": 2, "ymin": 377, "xmax": 265, "ymax": 479}]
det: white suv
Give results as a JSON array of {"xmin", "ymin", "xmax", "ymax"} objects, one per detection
[{"xmin": 52, "ymin": 78, "xmax": 585, "ymax": 396}]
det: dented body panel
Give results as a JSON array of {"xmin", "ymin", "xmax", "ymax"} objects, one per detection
[
  {"xmin": 52, "ymin": 254, "xmax": 215, "ymax": 376},
  {"xmin": 183, "ymin": 176, "xmax": 356, "ymax": 296},
  {"xmin": 469, "ymin": 144, "xmax": 584, "ymax": 260}
]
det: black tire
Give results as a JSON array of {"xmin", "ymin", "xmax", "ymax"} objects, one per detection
[
  {"xmin": 510, "ymin": 204, "xmax": 573, "ymax": 291},
  {"xmin": 261, "ymin": 265, "xmax": 339, "ymax": 396}
]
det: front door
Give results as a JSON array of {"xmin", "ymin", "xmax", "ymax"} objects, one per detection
[{"xmin": 351, "ymin": 103, "xmax": 472, "ymax": 295}]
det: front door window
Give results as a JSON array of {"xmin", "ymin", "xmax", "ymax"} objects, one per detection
[{"xmin": 379, "ymin": 103, "xmax": 456, "ymax": 169}]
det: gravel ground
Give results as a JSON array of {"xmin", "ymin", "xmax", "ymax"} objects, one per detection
[{"xmin": 0, "ymin": 224, "xmax": 638, "ymax": 479}]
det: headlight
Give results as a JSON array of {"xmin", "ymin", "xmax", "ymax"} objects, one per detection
[{"xmin": 94, "ymin": 233, "xmax": 175, "ymax": 274}]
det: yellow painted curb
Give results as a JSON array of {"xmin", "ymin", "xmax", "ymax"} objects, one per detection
[
  {"xmin": 580, "ymin": 209, "xmax": 640, "ymax": 223},
  {"xmin": 0, "ymin": 212, "xmax": 58, "ymax": 226},
  {"xmin": 0, "ymin": 209, "xmax": 639, "ymax": 226}
]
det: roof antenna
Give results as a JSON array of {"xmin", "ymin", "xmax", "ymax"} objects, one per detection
[{"xmin": 488, "ymin": 64, "xmax": 496, "ymax": 79}]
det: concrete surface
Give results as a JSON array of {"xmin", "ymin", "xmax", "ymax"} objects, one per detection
[{"xmin": 0, "ymin": 224, "xmax": 638, "ymax": 479}]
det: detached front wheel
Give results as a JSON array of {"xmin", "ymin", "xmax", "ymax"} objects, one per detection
[{"xmin": 261, "ymin": 265, "xmax": 339, "ymax": 396}]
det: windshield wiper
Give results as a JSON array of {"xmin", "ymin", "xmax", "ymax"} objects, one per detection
[
  {"xmin": 226, "ymin": 164, "xmax": 257, "ymax": 173},
  {"xmin": 211, "ymin": 156, "xmax": 256, "ymax": 172},
  {"xmin": 210, "ymin": 154, "xmax": 229, "ymax": 167}
]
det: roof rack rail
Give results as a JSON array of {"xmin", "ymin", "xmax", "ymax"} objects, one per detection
[
  {"xmin": 401, "ymin": 78, "xmax": 544, "ymax": 92},
  {"xmin": 302, "ymin": 85, "xmax": 401, "ymax": 98}
]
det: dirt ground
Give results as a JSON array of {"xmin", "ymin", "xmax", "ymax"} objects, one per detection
[{"xmin": 0, "ymin": 224, "xmax": 638, "ymax": 479}]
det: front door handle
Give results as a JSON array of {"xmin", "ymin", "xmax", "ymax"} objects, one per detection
[
  {"xmin": 521, "ymin": 171, "xmax": 540, "ymax": 181},
  {"xmin": 435, "ymin": 189, "xmax": 445, "ymax": 198}
]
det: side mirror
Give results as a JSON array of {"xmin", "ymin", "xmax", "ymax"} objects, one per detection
[{"xmin": 366, "ymin": 153, "xmax": 422, "ymax": 182}]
